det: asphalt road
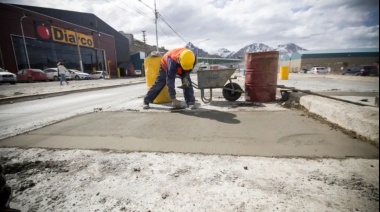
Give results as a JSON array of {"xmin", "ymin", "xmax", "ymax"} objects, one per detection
[
  {"xmin": 278, "ymin": 73, "xmax": 379, "ymax": 92},
  {"xmin": 0, "ymin": 83, "xmax": 147, "ymax": 140}
]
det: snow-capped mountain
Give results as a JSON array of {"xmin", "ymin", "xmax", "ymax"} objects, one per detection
[
  {"xmin": 186, "ymin": 42, "xmax": 209, "ymax": 57},
  {"xmin": 186, "ymin": 42, "xmax": 307, "ymax": 59},
  {"xmin": 212, "ymin": 48, "xmax": 235, "ymax": 58},
  {"xmin": 275, "ymin": 43, "xmax": 307, "ymax": 54},
  {"xmin": 230, "ymin": 43, "xmax": 275, "ymax": 58}
]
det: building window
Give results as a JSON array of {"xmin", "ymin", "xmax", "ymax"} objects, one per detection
[{"xmin": 12, "ymin": 36, "xmax": 105, "ymax": 73}]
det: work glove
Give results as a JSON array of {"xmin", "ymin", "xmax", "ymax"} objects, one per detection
[
  {"xmin": 172, "ymin": 98, "xmax": 183, "ymax": 108},
  {"xmin": 181, "ymin": 77, "xmax": 190, "ymax": 87}
]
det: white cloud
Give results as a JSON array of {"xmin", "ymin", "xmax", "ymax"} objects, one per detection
[{"xmin": 2, "ymin": 0, "xmax": 379, "ymax": 52}]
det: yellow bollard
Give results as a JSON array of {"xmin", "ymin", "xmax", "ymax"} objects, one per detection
[
  {"xmin": 117, "ymin": 68, "xmax": 120, "ymax": 78},
  {"xmin": 144, "ymin": 56, "xmax": 171, "ymax": 104},
  {"xmin": 279, "ymin": 66, "xmax": 289, "ymax": 80}
]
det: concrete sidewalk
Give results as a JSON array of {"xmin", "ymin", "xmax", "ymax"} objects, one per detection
[{"xmin": 0, "ymin": 74, "xmax": 378, "ymax": 147}]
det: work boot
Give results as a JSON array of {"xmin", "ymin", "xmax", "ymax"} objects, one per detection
[
  {"xmin": 188, "ymin": 104, "xmax": 196, "ymax": 110},
  {"xmin": 143, "ymin": 101, "xmax": 150, "ymax": 109},
  {"xmin": 171, "ymin": 99, "xmax": 185, "ymax": 109}
]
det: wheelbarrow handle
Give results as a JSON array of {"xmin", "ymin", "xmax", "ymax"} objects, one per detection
[{"xmin": 176, "ymin": 81, "xmax": 199, "ymax": 89}]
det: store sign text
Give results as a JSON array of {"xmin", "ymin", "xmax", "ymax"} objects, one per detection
[{"xmin": 51, "ymin": 26, "xmax": 94, "ymax": 48}]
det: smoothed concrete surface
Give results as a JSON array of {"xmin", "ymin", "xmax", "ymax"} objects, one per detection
[
  {"xmin": 1, "ymin": 74, "xmax": 378, "ymax": 152},
  {"xmin": 1, "ymin": 111, "xmax": 378, "ymax": 159},
  {"xmin": 300, "ymin": 95, "xmax": 379, "ymax": 147}
]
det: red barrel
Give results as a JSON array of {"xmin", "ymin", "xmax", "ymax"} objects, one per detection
[{"xmin": 245, "ymin": 51, "xmax": 279, "ymax": 102}]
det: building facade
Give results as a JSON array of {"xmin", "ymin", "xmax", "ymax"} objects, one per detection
[
  {"xmin": 280, "ymin": 49, "xmax": 379, "ymax": 74},
  {"xmin": 0, "ymin": 3, "xmax": 130, "ymax": 76}
]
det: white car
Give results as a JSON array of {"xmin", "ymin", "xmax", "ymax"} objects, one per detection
[
  {"xmin": 89, "ymin": 70, "xmax": 108, "ymax": 79},
  {"xmin": 68, "ymin": 69, "xmax": 90, "ymax": 80},
  {"xmin": 0, "ymin": 67, "xmax": 17, "ymax": 84},
  {"xmin": 43, "ymin": 68, "xmax": 72, "ymax": 81},
  {"xmin": 308, "ymin": 67, "xmax": 328, "ymax": 74},
  {"xmin": 134, "ymin": 69, "xmax": 142, "ymax": 76}
]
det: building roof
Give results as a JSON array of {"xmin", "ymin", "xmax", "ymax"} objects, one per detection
[
  {"xmin": 286, "ymin": 48, "xmax": 379, "ymax": 60},
  {"xmin": 298, "ymin": 48, "xmax": 379, "ymax": 55}
]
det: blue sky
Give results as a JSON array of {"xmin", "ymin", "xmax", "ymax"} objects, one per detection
[{"xmin": 1, "ymin": 0, "xmax": 379, "ymax": 53}]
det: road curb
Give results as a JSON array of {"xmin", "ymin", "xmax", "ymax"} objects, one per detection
[{"xmin": 0, "ymin": 81, "xmax": 145, "ymax": 105}]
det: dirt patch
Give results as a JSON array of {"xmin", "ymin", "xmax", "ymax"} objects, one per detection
[
  {"xmin": 2, "ymin": 160, "xmax": 69, "ymax": 194},
  {"xmin": 309, "ymin": 170, "xmax": 379, "ymax": 202}
]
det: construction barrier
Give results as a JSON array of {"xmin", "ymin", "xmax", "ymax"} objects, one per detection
[{"xmin": 144, "ymin": 55, "xmax": 171, "ymax": 104}]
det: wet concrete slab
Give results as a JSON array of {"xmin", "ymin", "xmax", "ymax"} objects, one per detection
[{"xmin": 1, "ymin": 110, "xmax": 378, "ymax": 159}]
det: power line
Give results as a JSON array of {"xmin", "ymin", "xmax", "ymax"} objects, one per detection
[
  {"xmin": 104, "ymin": 1, "xmax": 188, "ymax": 48},
  {"xmin": 104, "ymin": 0, "xmax": 154, "ymax": 22},
  {"xmin": 158, "ymin": 13, "xmax": 187, "ymax": 44},
  {"xmin": 132, "ymin": 1, "xmax": 188, "ymax": 49},
  {"xmin": 135, "ymin": 0, "xmax": 154, "ymax": 11},
  {"xmin": 157, "ymin": 22, "xmax": 172, "ymax": 38},
  {"xmin": 119, "ymin": 0, "xmax": 154, "ymax": 21},
  {"xmin": 158, "ymin": 12, "xmax": 180, "ymax": 33}
]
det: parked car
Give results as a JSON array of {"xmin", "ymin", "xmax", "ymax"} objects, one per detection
[
  {"xmin": 43, "ymin": 68, "xmax": 72, "ymax": 81},
  {"xmin": 298, "ymin": 68, "xmax": 308, "ymax": 74},
  {"xmin": 0, "ymin": 67, "xmax": 17, "ymax": 84},
  {"xmin": 68, "ymin": 69, "xmax": 90, "ymax": 80},
  {"xmin": 342, "ymin": 65, "xmax": 378, "ymax": 76},
  {"xmin": 134, "ymin": 69, "xmax": 142, "ymax": 76},
  {"xmin": 17, "ymin": 69, "xmax": 48, "ymax": 82},
  {"xmin": 308, "ymin": 67, "xmax": 328, "ymax": 74},
  {"xmin": 89, "ymin": 70, "xmax": 108, "ymax": 79}
]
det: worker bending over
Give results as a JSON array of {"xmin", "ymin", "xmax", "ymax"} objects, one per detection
[{"xmin": 143, "ymin": 47, "xmax": 196, "ymax": 110}]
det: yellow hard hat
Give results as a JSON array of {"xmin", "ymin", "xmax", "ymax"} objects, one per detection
[{"xmin": 179, "ymin": 49, "xmax": 195, "ymax": 71}]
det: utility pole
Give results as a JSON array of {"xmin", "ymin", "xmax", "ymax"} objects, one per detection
[
  {"xmin": 20, "ymin": 13, "xmax": 30, "ymax": 69},
  {"xmin": 154, "ymin": 0, "xmax": 158, "ymax": 52},
  {"xmin": 142, "ymin": 30, "xmax": 147, "ymax": 54}
]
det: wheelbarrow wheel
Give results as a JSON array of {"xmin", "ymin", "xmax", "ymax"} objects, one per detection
[{"xmin": 223, "ymin": 82, "xmax": 242, "ymax": 102}]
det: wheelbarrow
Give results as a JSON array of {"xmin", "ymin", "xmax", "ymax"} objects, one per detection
[{"xmin": 190, "ymin": 69, "xmax": 244, "ymax": 103}]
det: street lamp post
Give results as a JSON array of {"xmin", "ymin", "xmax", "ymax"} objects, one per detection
[
  {"xmin": 20, "ymin": 14, "xmax": 30, "ymax": 69},
  {"xmin": 196, "ymin": 38, "xmax": 209, "ymax": 66},
  {"xmin": 75, "ymin": 28, "xmax": 84, "ymax": 72}
]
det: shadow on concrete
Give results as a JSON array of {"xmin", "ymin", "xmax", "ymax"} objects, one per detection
[
  {"xmin": 173, "ymin": 110, "xmax": 241, "ymax": 124},
  {"xmin": 209, "ymin": 100, "xmax": 266, "ymax": 108}
]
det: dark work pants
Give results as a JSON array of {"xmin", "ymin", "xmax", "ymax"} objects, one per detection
[{"xmin": 143, "ymin": 67, "xmax": 195, "ymax": 105}]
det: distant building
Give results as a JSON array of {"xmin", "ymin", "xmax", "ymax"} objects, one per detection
[
  {"xmin": 280, "ymin": 48, "xmax": 379, "ymax": 74},
  {"xmin": 120, "ymin": 31, "xmax": 134, "ymax": 47},
  {"xmin": 130, "ymin": 52, "xmax": 145, "ymax": 76},
  {"xmin": 0, "ymin": 3, "xmax": 131, "ymax": 77}
]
